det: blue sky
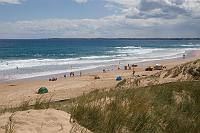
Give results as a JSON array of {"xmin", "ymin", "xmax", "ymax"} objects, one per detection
[
  {"xmin": 0, "ymin": 0, "xmax": 200, "ymax": 38},
  {"xmin": 0, "ymin": 0, "xmax": 113, "ymax": 21}
]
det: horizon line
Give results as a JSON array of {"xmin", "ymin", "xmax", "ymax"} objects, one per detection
[{"xmin": 0, "ymin": 37, "xmax": 200, "ymax": 40}]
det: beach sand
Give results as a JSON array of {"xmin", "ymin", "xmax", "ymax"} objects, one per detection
[
  {"xmin": 0, "ymin": 50, "xmax": 200, "ymax": 108},
  {"xmin": 0, "ymin": 109, "xmax": 91, "ymax": 133}
]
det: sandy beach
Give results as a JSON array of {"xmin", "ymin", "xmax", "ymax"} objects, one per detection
[
  {"xmin": 1, "ymin": 1, "xmax": 200, "ymax": 131},
  {"xmin": 0, "ymin": 50, "xmax": 200, "ymax": 108}
]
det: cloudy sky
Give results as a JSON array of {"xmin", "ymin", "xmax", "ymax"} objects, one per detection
[{"xmin": 0, "ymin": 0, "xmax": 200, "ymax": 38}]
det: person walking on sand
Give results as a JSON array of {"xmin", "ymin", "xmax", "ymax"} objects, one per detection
[
  {"xmin": 70, "ymin": 72, "xmax": 72, "ymax": 77},
  {"xmin": 117, "ymin": 61, "xmax": 121, "ymax": 70}
]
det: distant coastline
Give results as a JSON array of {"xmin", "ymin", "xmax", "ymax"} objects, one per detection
[{"xmin": 0, "ymin": 38, "xmax": 200, "ymax": 40}]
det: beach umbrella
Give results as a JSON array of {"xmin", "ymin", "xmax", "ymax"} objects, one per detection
[{"xmin": 38, "ymin": 87, "xmax": 48, "ymax": 94}]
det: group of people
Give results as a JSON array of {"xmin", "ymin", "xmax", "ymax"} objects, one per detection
[
  {"xmin": 70, "ymin": 72, "xmax": 75, "ymax": 77},
  {"xmin": 102, "ymin": 63, "xmax": 136, "ymax": 76},
  {"xmin": 64, "ymin": 71, "xmax": 82, "ymax": 78}
]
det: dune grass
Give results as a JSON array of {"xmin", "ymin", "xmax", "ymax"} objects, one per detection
[
  {"xmin": 70, "ymin": 81, "xmax": 200, "ymax": 133},
  {"xmin": 162, "ymin": 59, "xmax": 200, "ymax": 80},
  {"xmin": 0, "ymin": 95, "xmax": 73, "ymax": 115}
]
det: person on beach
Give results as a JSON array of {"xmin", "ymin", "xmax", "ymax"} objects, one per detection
[
  {"xmin": 70, "ymin": 72, "xmax": 75, "ymax": 77},
  {"xmin": 80, "ymin": 71, "xmax": 82, "ymax": 77},
  {"xmin": 132, "ymin": 68, "xmax": 135, "ymax": 76},
  {"xmin": 118, "ymin": 61, "xmax": 121, "ymax": 70},
  {"xmin": 183, "ymin": 54, "xmax": 186, "ymax": 59},
  {"xmin": 103, "ymin": 69, "xmax": 106, "ymax": 73}
]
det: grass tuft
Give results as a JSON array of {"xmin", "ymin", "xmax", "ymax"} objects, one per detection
[{"xmin": 4, "ymin": 113, "xmax": 16, "ymax": 133}]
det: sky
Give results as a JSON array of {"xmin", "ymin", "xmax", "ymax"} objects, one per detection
[{"xmin": 0, "ymin": 0, "xmax": 200, "ymax": 38}]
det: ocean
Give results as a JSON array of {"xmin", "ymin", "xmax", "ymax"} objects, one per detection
[{"xmin": 0, "ymin": 38, "xmax": 200, "ymax": 82}]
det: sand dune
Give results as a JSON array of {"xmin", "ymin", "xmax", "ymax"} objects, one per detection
[{"xmin": 0, "ymin": 109, "xmax": 91, "ymax": 133}]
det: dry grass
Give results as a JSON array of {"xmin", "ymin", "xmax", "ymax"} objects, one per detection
[
  {"xmin": 4, "ymin": 113, "xmax": 16, "ymax": 133},
  {"xmin": 163, "ymin": 59, "xmax": 200, "ymax": 80},
  {"xmin": 70, "ymin": 81, "xmax": 200, "ymax": 133},
  {"xmin": 0, "ymin": 95, "xmax": 55, "ymax": 115}
]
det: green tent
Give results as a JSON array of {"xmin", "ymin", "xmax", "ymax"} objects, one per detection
[{"xmin": 38, "ymin": 87, "xmax": 48, "ymax": 94}]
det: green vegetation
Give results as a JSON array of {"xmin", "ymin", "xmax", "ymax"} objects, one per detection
[
  {"xmin": 70, "ymin": 81, "xmax": 200, "ymax": 133},
  {"xmin": 115, "ymin": 79, "xmax": 126, "ymax": 88},
  {"xmin": 0, "ymin": 96, "xmax": 72, "ymax": 115}
]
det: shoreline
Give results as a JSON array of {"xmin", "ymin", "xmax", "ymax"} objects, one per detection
[
  {"xmin": 0, "ymin": 50, "xmax": 200, "ymax": 107},
  {"xmin": 0, "ymin": 49, "xmax": 197, "ymax": 84}
]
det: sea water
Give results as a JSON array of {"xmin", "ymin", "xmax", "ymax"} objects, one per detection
[{"xmin": 0, "ymin": 38, "xmax": 200, "ymax": 81}]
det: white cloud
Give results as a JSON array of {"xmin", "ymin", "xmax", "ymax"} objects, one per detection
[
  {"xmin": 105, "ymin": 0, "xmax": 200, "ymax": 19},
  {"xmin": 1, "ymin": 14, "xmax": 198, "ymax": 39},
  {"xmin": 0, "ymin": 0, "xmax": 24, "ymax": 4},
  {"xmin": 73, "ymin": 0, "xmax": 88, "ymax": 4},
  {"xmin": 0, "ymin": 0, "xmax": 200, "ymax": 38}
]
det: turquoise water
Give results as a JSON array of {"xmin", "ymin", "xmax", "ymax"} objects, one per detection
[{"xmin": 0, "ymin": 39, "xmax": 200, "ymax": 81}]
